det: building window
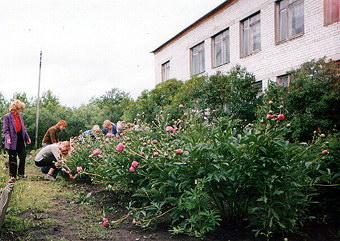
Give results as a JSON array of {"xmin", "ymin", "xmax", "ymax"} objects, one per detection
[
  {"xmin": 277, "ymin": 74, "xmax": 290, "ymax": 87},
  {"xmin": 241, "ymin": 12, "xmax": 261, "ymax": 57},
  {"xmin": 254, "ymin": 80, "xmax": 263, "ymax": 94},
  {"xmin": 191, "ymin": 42, "xmax": 205, "ymax": 76},
  {"xmin": 212, "ymin": 29, "xmax": 230, "ymax": 67},
  {"xmin": 161, "ymin": 61, "xmax": 170, "ymax": 82},
  {"xmin": 324, "ymin": 0, "xmax": 340, "ymax": 26},
  {"xmin": 277, "ymin": 0, "xmax": 304, "ymax": 42}
]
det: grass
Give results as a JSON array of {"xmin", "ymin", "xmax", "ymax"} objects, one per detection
[
  {"xmin": 0, "ymin": 154, "xmax": 114, "ymax": 241},
  {"xmin": 0, "ymin": 155, "xmax": 72, "ymax": 239}
]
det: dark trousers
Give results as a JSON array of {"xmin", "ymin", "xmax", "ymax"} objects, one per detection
[
  {"xmin": 35, "ymin": 157, "xmax": 59, "ymax": 178},
  {"xmin": 7, "ymin": 132, "xmax": 26, "ymax": 178}
]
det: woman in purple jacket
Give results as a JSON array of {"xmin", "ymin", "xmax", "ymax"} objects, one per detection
[{"xmin": 3, "ymin": 100, "xmax": 31, "ymax": 179}]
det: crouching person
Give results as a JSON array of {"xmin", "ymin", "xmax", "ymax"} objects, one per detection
[{"xmin": 34, "ymin": 141, "xmax": 71, "ymax": 181}]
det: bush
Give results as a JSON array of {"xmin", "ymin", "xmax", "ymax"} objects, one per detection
[{"xmin": 67, "ymin": 111, "xmax": 331, "ymax": 238}]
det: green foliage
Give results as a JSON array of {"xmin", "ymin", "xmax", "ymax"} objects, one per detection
[
  {"xmin": 261, "ymin": 58, "xmax": 340, "ymax": 141},
  {"xmin": 67, "ymin": 111, "xmax": 333, "ymax": 238}
]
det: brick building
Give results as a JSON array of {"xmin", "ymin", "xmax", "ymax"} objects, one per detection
[{"xmin": 152, "ymin": 0, "xmax": 340, "ymax": 91}]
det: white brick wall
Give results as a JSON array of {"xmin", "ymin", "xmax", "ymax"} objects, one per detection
[{"xmin": 153, "ymin": 0, "xmax": 340, "ymax": 89}]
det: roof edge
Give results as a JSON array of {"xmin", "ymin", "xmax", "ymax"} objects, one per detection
[{"xmin": 151, "ymin": 0, "xmax": 234, "ymax": 54}]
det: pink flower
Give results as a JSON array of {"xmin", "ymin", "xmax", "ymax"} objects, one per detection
[
  {"xmin": 277, "ymin": 114, "xmax": 285, "ymax": 120},
  {"xmin": 175, "ymin": 149, "xmax": 184, "ymax": 155},
  {"xmin": 87, "ymin": 145, "xmax": 91, "ymax": 149},
  {"xmin": 131, "ymin": 161, "xmax": 139, "ymax": 168},
  {"xmin": 266, "ymin": 114, "xmax": 274, "ymax": 119},
  {"xmin": 129, "ymin": 166, "xmax": 135, "ymax": 172},
  {"xmin": 106, "ymin": 133, "xmax": 113, "ymax": 137},
  {"xmin": 322, "ymin": 150, "xmax": 329, "ymax": 154},
  {"xmin": 152, "ymin": 139, "xmax": 158, "ymax": 144},
  {"xmin": 179, "ymin": 104, "xmax": 184, "ymax": 108},
  {"xmin": 153, "ymin": 152, "xmax": 159, "ymax": 157},
  {"xmin": 116, "ymin": 143, "xmax": 125, "ymax": 152},
  {"xmin": 76, "ymin": 166, "xmax": 83, "ymax": 173},
  {"xmin": 172, "ymin": 129, "xmax": 177, "ymax": 134},
  {"xmin": 102, "ymin": 221, "xmax": 109, "ymax": 227},
  {"xmin": 165, "ymin": 126, "xmax": 174, "ymax": 132},
  {"xmin": 102, "ymin": 217, "xmax": 108, "ymax": 222},
  {"xmin": 92, "ymin": 149, "xmax": 101, "ymax": 155}
]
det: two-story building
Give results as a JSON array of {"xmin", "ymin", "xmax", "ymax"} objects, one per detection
[{"xmin": 152, "ymin": 0, "xmax": 340, "ymax": 91}]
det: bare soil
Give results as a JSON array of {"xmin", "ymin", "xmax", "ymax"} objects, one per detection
[{"xmin": 1, "ymin": 179, "xmax": 339, "ymax": 241}]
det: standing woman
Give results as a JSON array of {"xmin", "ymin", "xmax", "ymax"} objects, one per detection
[
  {"xmin": 3, "ymin": 99, "xmax": 31, "ymax": 179},
  {"xmin": 42, "ymin": 120, "xmax": 67, "ymax": 146}
]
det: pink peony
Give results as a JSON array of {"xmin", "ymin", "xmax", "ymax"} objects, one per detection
[
  {"xmin": 76, "ymin": 166, "xmax": 83, "ymax": 173},
  {"xmin": 322, "ymin": 150, "xmax": 329, "ymax": 154},
  {"xmin": 116, "ymin": 143, "xmax": 125, "ymax": 152},
  {"xmin": 92, "ymin": 149, "xmax": 101, "ymax": 155},
  {"xmin": 153, "ymin": 152, "xmax": 159, "ymax": 157},
  {"xmin": 131, "ymin": 161, "xmax": 139, "ymax": 168},
  {"xmin": 129, "ymin": 166, "xmax": 135, "ymax": 172},
  {"xmin": 152, "ymin": 139, "xmax": 158, "ymax": 144},
  {"xmin": 165, "ymin": 126, "xmax": 174, "ymax": 132},
  {"xmin": 277, "ymin": 114, "xmax": 285, "ymax": 120},
  {"xmin": 87, "ymin": 145, "xmax": 91, "ymax": 149},
  {"xmin": 175, "ymin": 149, "xmax": 184, "ymax": 155}
]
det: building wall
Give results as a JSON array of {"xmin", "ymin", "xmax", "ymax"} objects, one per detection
[{"xmin": 154, "ymin": 0, "xmax": 340, "ymax": 88}]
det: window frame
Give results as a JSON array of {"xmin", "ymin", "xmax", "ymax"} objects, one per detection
[
  {"xmin": 212, "ymin": 28, "xmax": 230, "ymax": 68},
  {"xmin": 161, "ymin": 61, "xmax": 170, "ymax": 82},
  {"xmin": 324, "ymin": 0, "xmax": 340, "ymax": 26},
  {"xmin": 240, "ymin": 11, "xmax": 261, "ymax": 57},
  {"xmin": 190, "ymin": 42, "xmax": 205, "ymax": 76},
  {"xmin": 277, "ymin": 74, "xmax": 291, "ymax": 87},
  {"xmin": 275, "ymin": 0, "xmax": 304, "ymax": 44}
]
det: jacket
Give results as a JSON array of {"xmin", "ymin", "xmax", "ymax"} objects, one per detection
[{"xmin": 3, "ymin": 112, "xmax": 30, "ymax": 150}]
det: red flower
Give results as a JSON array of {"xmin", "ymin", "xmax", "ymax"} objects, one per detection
[
  {"xmin": 322, "ymin": 150, "xmax": 329, "ymax": 154},
  {"xmin": 277, "ymin": 114, "xmax": 285, "ymax": 120}
]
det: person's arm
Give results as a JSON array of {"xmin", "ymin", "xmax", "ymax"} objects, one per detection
[
  {"xmin": 21, "ymin": 114, "xmax": 31, "ymax": 144},
  {"xmin": 51, "ymin": 146, "xmax": 61, "ymax": 161},
  {"xmin": 3, "ymin": 114, "xmax": 11, "ymax": 144}
]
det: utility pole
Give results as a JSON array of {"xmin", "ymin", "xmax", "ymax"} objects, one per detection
[{"xmin": 35, "ymin": 51, "xmax": 42, "ymax": 149}]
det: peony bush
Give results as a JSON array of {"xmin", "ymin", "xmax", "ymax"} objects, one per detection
[{"xmin": 67, "ymin": 110, "xmax": 334, "ymax": 239}]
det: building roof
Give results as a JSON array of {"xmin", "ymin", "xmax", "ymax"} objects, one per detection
[{"xmin": 151, "ymin": 0, "xmax": 234, "ymax": 54}]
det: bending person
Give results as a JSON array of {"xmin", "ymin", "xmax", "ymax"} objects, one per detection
[
  {"xmin": 34, "ymin": 141, "xmax": 71, "ymax": 181},
  {"xmin": 42, "ymin": 120, "xmax": 68, "ymax": 146}
]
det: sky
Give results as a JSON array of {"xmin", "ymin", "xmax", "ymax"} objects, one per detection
[{"xmin": 0, "ymin": 0, "xmax": 225, "ymax": 107}]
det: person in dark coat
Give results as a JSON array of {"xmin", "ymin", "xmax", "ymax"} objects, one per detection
[{"xmin": 2, "ymin": 99, "xmax": 31, "ymax": 179}]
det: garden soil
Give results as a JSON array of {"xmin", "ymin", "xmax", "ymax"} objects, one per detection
[{"xmin": 1, "ymin": 176, "xmax": 338, "ymax": 241}]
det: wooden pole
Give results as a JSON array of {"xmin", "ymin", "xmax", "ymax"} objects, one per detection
[{"xmin": 35, "ymin": 51, "xmax": 42, "ymax": 149}]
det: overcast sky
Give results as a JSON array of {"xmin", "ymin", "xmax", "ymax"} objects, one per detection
[{"xmin": 0, "ymin": 0, "xmax": 225, "ymax": 107}]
